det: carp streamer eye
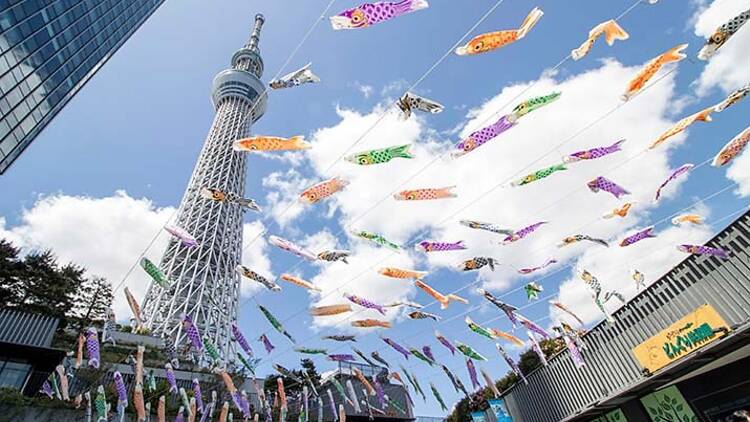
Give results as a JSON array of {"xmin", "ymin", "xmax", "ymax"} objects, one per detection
[
  {"xmin": 406, "ymin": 193, "xmax": 417, "ymax": 200},
  {"xmin": 473, "ymin": 42, "xmax": 484, "ymax": 52},
  {"xmin": 351, "ymin": 9, "xmax": 365, "ymax": 24}
]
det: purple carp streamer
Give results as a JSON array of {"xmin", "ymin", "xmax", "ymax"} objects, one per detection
[
  {"xmin": 587, "ymin": 176, "xmax": 629, "ymax": 199},
  {"xmin": 654, "ymin": 163, "xmax": 693, "ymax": 201},
  {"xmin": 114, "ymin": 371, "xmax": 128, "ymax": 414},
  {"xmin": 330, "ymin": 0, "xmax": 429, "ymax": 30},
  {"xmin": 620, "ymin": 226, "xmax": 656, "ymax": 247},
  {"xmin": 502, "ymin": 222, "xmax": 546, "ymax": 244},
  {"xmin": 496, "ymin": 343, "xmax": 527, "ymax": 385},
  {"xmin": 517, "ymin": 314, "xmax": 549, "ymax": 338},
  {"xmin": 269, "ymin": 235, "xmax": 318, "ymax": 261},
  {"xmin": 344, "ymin": 293, "xmax": 387, "ymax": 315},
  {"xmin": 677, "ymin": 244, "xmax": 729, "ymax": 258},
  {"xmin": 232, "ymin": 323, "xmax": 253, "ymax": 357},
  {"xmin": 465, "ymin": 359, "xmax": 480, "ymax": 390},
  {"xmin": 564, "ymin": 139, "xmax": 625, "ymax": 163},
  {"xmin": 259, "ymin": 334, "xmax": 275, "ymax": 354},
  {"xmin": 453, "ymin": 114, "xmax": 517, "ymax": 158},
  {"xmin": 165, "ymin": 363, "xmax": 178, "ymax": 394},
  {"xmin": 182, "ymin": 314, "xmax": 204, "ymax": 353},
  {"xmin": 381, "ymin": 336, "xmax": 410, "ymax": 359},
  {"xmin": 518, "ymin": 258, "xmax": 557, "ymax": 274},
  {"xmin": 415, "ymin": 240, "xmax": 467, "ymax": 252},
  {"xmin": 85, "ymin": 327, "xmax": 100, "ymax": 369},
  {"xmin": 435, "ymin": 330, "xmax": 456, "ymax": 355},
  {"xmin": 165, "ymin": 225, "xmax": 198, "ymax": 247}
]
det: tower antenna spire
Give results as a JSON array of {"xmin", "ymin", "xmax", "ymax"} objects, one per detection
[{"xmin": 247, "ymin": 13, "xmax": 265, "ymax": 52}]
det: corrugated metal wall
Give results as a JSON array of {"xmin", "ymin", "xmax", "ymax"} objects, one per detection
[
  {"xmin": 0, "ymin": 307, "xmax": 59, "ymax": 347},
  {"xmin": 503, "ymin": 211, "xmax": 750, "ymax": 422}
]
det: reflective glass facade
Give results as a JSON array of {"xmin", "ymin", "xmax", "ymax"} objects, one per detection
[{"xmin": 0, "ymin": 0, "xmax": 164, "ymax": 173}]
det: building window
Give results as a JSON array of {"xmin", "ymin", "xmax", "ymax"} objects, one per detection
[{"xmin": 0, "ymin": 360, "xmax": 31, "ymax": 390}]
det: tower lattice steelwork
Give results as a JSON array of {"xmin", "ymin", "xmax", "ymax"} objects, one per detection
[{"xmin": 141, "ymin": 14, "xmax": 268, "ymax": 360}]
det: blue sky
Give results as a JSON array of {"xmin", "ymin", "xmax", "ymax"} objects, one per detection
[{"xmin": 2, "ymin": 0, "xmax": 750, "ymax": 416}]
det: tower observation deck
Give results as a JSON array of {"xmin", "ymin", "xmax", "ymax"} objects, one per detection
[{"xmin": 141, "ymin": 14, "xmax": 268, "ymax": 360}]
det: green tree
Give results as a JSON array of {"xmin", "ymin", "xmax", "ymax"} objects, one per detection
[
  {"xmin": 73, "ymin": 275, "xmax": 114, "ymax": 330},
  {"xmin": 300, "ymin": 358, "xmax": 321, "ymax": 391},
  {"xmin": 0, "ymin": 239, "xmax": 23, "ymax": 305},
  {"xmin": 447, "ymin": 338, "xmax": 566, "ymax": 421},
  {"xmin": 0, "ymin": 238, "xmax": 111, "ymax": 331}
]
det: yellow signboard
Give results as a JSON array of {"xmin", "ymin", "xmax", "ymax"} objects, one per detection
[{"xmin": 633, "ymin": 304, "xmax": 729, "ymax": 373}]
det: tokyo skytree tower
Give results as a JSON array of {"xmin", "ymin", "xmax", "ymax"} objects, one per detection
[{"xmin": 141, "ymin": 14, "xmax": 268, "ymax": 360}]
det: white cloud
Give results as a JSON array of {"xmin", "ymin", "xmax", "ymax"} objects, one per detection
[
  {"xmin": 725, "ymin": 140, "xmax": 750, "ymax": 196},
  {"xmin": 356, "ymin": 83, "xmax": 374, "ymax": 99},
  {"xmin": 693, "ymin": 0, "xmax": 750, "ymax": 95},
  {"xmin": 293, "ymin": 58, "xmax": 711, "ymax": 333},
  {"xmin": 262, "ymin": 168, "xmax": 310, "ymax": 228},
  {"xmin": 240, "ymin": 220, "xmax": 273, "ymax": 296},
  {"xmin": 0, "ymin": 191, "xmax": 271, "ymax": 320},
  {"xmin": 0, "ymin": 191, "xmax": 174, "ymax": 320}
]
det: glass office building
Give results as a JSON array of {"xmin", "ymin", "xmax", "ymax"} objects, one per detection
[{"xmin": 0, "ymin": 0, "xmax": 165, "ymax": 173}]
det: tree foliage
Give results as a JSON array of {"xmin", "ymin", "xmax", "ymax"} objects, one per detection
[
  {"xmin": 447, "ymin": 338, "xmax": 566, "ymax": 421},
  {"xmin": 0, "ymin": 238, "xmax": 113, "ymax": 330}
]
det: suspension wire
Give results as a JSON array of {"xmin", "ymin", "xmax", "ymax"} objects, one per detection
[
  {"xmin": 249, "ymin": 51, "xmax": 694, "ymax": 366},
  {"xmin": 239, "ymin": 0, "xmax": 512, "ymax": 253}
]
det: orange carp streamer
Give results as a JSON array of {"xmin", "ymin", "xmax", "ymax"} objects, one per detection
[
  {"xmin": 233, "ymin": 135, "xmax": 311, "ymax": 152},
  {"xmin": 455, "ymin": 7, "xmax": 543, "ymax": 56},
  {"xmin": 623, "ymin": 44, "xmax": 687, "ymax": 101},
  {"xmin": 602, "ymin": 202, "xmax": 634, "ymax": 219},
  {"xmin": 649, "ymin": 107, "xmax": 713, "ymax": 149},
  {"xmin": 352, "ymin": 319, "xmax": 392, "ymax": 328},
  {"xmin": 414, "ymin": 279, "xmax": 467, "ymax": 309},
  {"xmin": 309, "ymin": 304, "xmax": 352, "ymax": 316},
  {"xmin": 571, "ymin": 20, "xmax": 629, "ymax": 60},
  {"xmin": 394, "ymin": 186, "xmax": 457, "ymax": 201},
  {"xmin": 378, "ymin": 267, "xmax": 428, "ymax": 279}
]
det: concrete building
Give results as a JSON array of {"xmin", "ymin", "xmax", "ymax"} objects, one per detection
[
  {"xmin": 497, "ymin": 210, "xmax": 750, "ymax": 421},
  {"xmin": 0, "ymin": 0, "xmax": 166, "ymax": 173}
]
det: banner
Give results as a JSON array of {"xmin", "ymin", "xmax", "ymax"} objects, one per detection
[
  {"xmin": 632, "ymin": 304, "xmax": 729, "ymax": 372},
  {"xmin": 471, "ymin": 411, "xmax": 488, "ymax": 422},
  {"xmin": 488, "ymin": 398, "xmax": 513, "ymax": 422},
  {"xmin": 640, "ymin": 386, "xmax": 697, "ymax": 422}
]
